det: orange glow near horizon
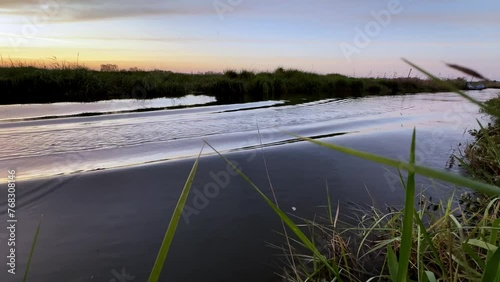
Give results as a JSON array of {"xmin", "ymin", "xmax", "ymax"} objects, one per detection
[{"xmin": 1, "ymin": 0, "xmax": 499, "ymax": 78}]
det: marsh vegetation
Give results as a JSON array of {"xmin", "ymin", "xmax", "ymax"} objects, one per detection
[{"xmin": 0, "ymin": 63, "xmax": 469, "ymax": 105}]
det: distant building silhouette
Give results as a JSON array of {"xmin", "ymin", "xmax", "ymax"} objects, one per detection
[{"xmin": 100, "ymin": 64, "xmax": 118, "ymax": 72}]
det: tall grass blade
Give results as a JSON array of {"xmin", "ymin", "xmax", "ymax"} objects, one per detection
[
  {"xmin": 467, "ymin": 239, "xmax": 498, "ymax": 253},
  {"xmin": 23, "ymin": 215, "xmax": 43, "ymax": 282},
  {"xmin": 397, "ymin": 128, "xmax": 417, "ymax": 282},
  {"xmin": 490, "ymin": 219, "xmax": 500, "ymax": 252},
  {"xmin": 256, "ymin": 123, "xmax": 299, "ymax": 280},
  {"xmin": 462, "ymin": 242, "xmax": 486, "ymax": 269},
  {"xmin": 148, "ymin": 146, "xmax": 204, "ymax": 282},
  {"xmin": 397, "ymin": 170, "xmax": 448, "ymax": 278},
  {"xmin": 326, "ymin": 181, "xmax": 334, "ymax": 225},
  {"xmin": 413, "ymin": 211, "xmax": 448, "ymax": 277},
  {"xmin": 204, "ymin": 141, "xmax": 343, "ymax": 281},
  {"xmin": 387, "ymin": 246, "xmax": 399, "ymax": 282},
  {"xmin": 403, "ymin": 59, "xmax": 500, "ymax": 118},
  {"xmin": 424, "ymin": 271, "xmax": 437, "ymax": 282},
  {"xmin": 398, "ymin": 128, "xmax": 416, "ymax": 282},
  {"xmin": 289, "ymin": 133, "xmax": 500, "ymax": 196},
  {"xmin": 481, "ymin": 247, "xmax": 500, "ymax": 282},
  {"xmin": 445, "ymin": 63, "xmax": 488, "ymax": 81}
]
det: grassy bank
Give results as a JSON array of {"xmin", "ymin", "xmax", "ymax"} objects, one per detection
[
  {"xmin": 461, "ymin": 97, "xmax": 500, "ymax": 186},
  {"xmin": 271, "ymin": 92, "xmax": 500, "ymax": 281},
  {"xmin": 483, "ymin": 81, "xmax": 500, "ymax": 89},
  {"xmin": 276, "ymin": 194, "xmax": 500, "ymax": 281},
  {"xmin": 0, "ymin": 66, "xmax": 468, "ymax": 105}
]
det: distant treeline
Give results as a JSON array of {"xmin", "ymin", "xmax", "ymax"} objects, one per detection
[{"xmin": 0, "ymin": 67, "xmax": 470, "ymax": 105}]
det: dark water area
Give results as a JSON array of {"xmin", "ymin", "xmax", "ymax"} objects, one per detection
[{"xmin": 0, "ymin": 90, "xmax": 498, "ymax": 281}]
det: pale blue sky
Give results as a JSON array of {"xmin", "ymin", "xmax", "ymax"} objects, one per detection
[{"xmin": 0, "ymin": 0, "xmax": 499, "ymax": 78}]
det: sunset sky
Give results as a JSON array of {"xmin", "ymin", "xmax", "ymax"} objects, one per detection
[{"xmin": 0, "ymin": 0, "xmax": 499, "ymax": 79}]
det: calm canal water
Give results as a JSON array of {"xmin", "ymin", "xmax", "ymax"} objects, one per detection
[{"xmin": 0, "ymin": 89, "xmax": 498, "ymax": 282}]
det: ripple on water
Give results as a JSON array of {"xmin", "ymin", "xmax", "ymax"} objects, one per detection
[{"xmin": 0, "ymin": 89, "xmax": 498, "ymax": 182}]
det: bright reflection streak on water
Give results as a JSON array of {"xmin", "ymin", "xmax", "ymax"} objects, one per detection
[{"xmin": 0, "ymin": 94, "xmax": 216, "ymax": 121}]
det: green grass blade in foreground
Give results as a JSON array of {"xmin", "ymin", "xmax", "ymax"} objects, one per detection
[
  {"xmin": 467, "ymin": 239, "xmax": 499, "ymax": 253},
  {"xmin": 462, "ymin": 242, "xmax": 486, "ymax": 270},
  {"xmin": 424, "ymin": 271, "xmax": 437, "ymax": 282},
  {"xmin": 414, "ymin": 213, "xmax": 448, "ymax": 277},
  {"xmin": 489, "ymin": 219, "xmax": 500, "ymax": 258},
  {"xmin": 397, "ymin": 128, "xmax": 417, "ymax": 282},
  {"xmin": 289, "ymin": 134, "xmax": 500, "ymax": 196},
  {"xmin": 148, "ymin": 146, "xmax": 204, "ymax": 282},
  {"xmin": 396, "ymin": 169, "xmax": 448, "ymax": 278},
  {"xmin": 23, "ymin": 215, "xmax": 43, "ymax": 282},
  {"xmin": 204, "ymin": 141, "xmax": 343, "ymax": 281},
  {"xmin": 387, "ymin": 246, "xmax": 399, "ymax": 282},
  {"xmin": 445, "ymin": 63, "xmax": 488, "ymax": 81},
  {"xmin": 481, "ymin": 247, "xmax": 500, "ymax": 282}
]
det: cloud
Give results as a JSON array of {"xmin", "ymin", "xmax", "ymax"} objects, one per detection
[
  {"xmin": 8, "ymin": 34, "xmax": 336, "ymax": 46},
  {"xmin": 0, "ymin": 0, "xmax": 215, "ymax": 22},
  {"xmin": 395, "ymin": 12, "xmax": 500, "ymax": 26},
  {"xmin": 0, "ymin": 0, "xmax": 41, "ymax": 7}
]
